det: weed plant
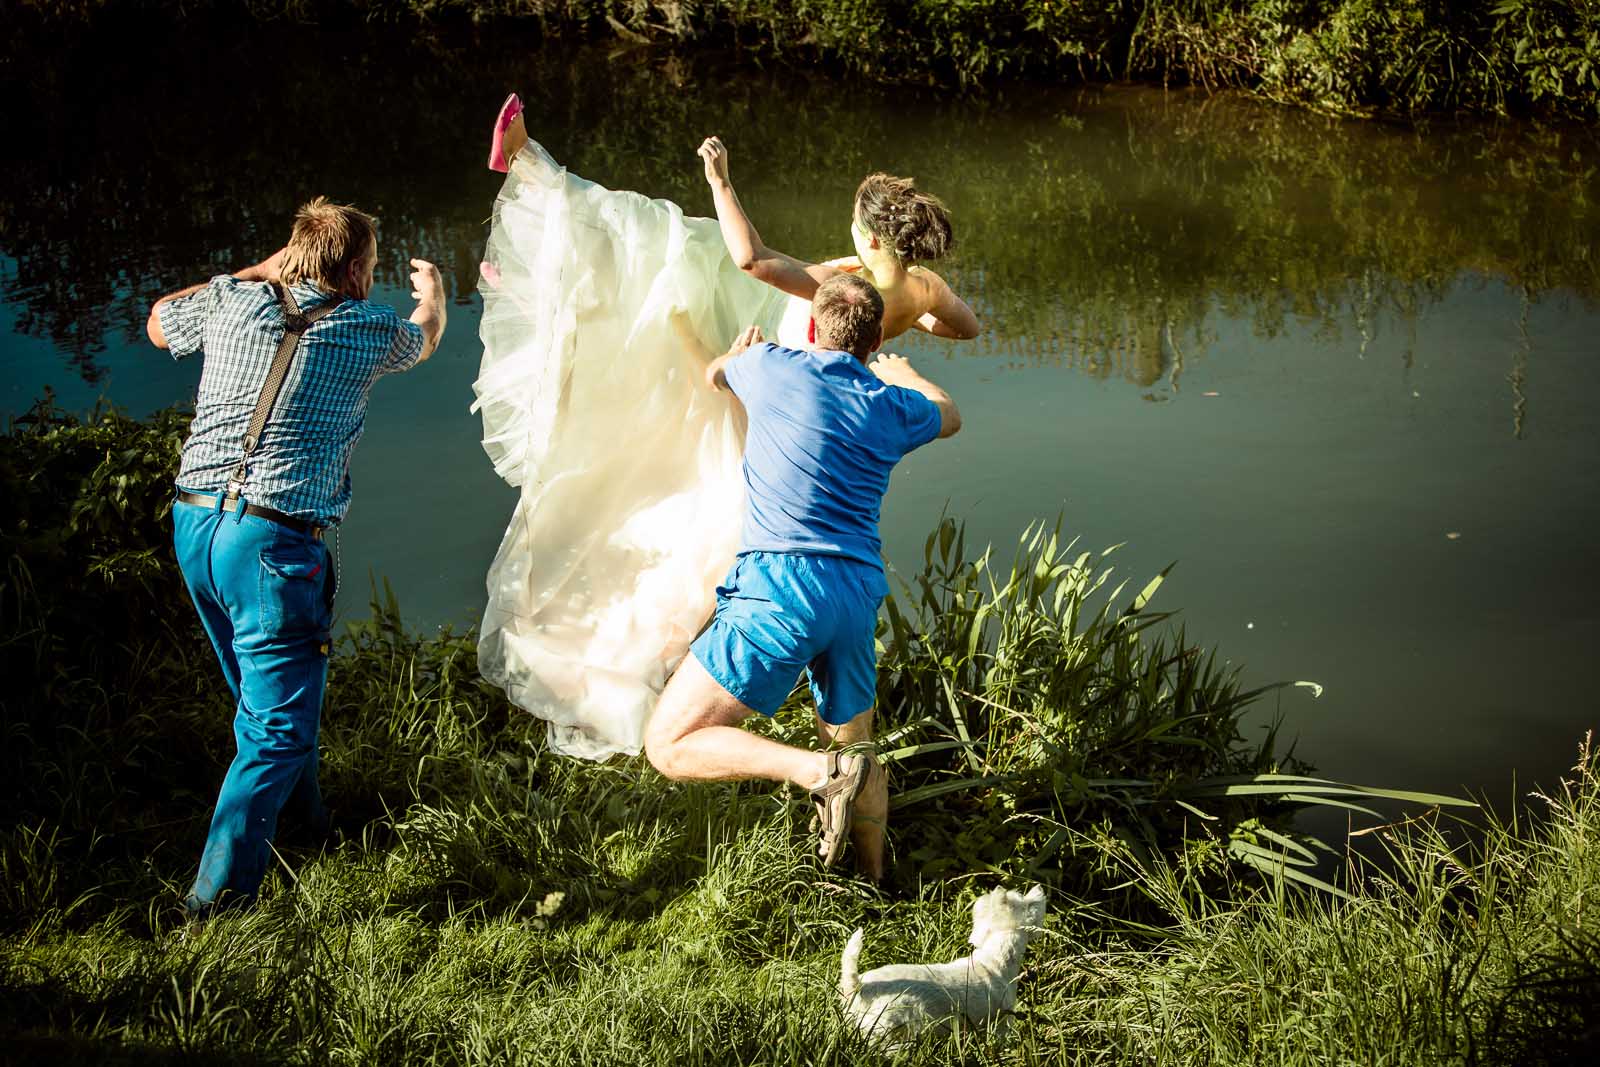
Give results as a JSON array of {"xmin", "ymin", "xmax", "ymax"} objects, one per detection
[{"xmin": 2, "ymin": 403, "xmax": 1594, "ymax": 1063}]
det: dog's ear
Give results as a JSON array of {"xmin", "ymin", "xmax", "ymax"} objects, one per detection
[{"xmin": 1024, "ymin": 884, "xmax": 1046, "ymax": 903}]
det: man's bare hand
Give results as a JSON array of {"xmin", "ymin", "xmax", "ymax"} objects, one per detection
[
  {"xmin": 871, "ymin": 353, "xmax": 919, "ymax": 386},
  {"xmin": 698, "ymin": 136, "xmax": 732, "ymax": 186},
  {"xmin": 874, "ymin": 352, "xmax": 961, "ymax": 438},
  {"xmin": 235, "ymin": 247, "xmax": 288, "ymax": 284},
  {"xmin": 706, "ymin": 325, "xmax": 763, "ymax": 393},
  {"xmin": 725, "ymin": 324, "xmax": 763, "ymax": 357},
  {"xmin": 407, "ymin": 259, "xmax": 447, "ymax": 363},
  {"xmin": 409, "ymin": 259, "xmax": 442, "ymax": 303}
]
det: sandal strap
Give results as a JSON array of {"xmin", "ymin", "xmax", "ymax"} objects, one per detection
[
  {"xmin": 811, "ymin": 751, "xmax": 876, "ymax": 868},
  {"xmin": 812, "ymin": 751, "xmax": 853, "ymax": 798}
]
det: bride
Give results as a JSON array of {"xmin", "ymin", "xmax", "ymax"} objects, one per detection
[{"xmin": 473, "ymin": 94, "xmax": 980, "ymax": 759}]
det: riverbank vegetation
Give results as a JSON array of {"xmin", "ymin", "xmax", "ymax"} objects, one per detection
[
  {"xmin": 3, "ymin": 402, "xmax": 1596, "ymax": 1063},
  {"xmin": 14, "ymin": 1, "xmax": 1600, "ymax": 119}
]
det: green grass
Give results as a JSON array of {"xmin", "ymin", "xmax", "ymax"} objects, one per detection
[
  {"xmin": 2, "ymin": 402, "xmax": 1596, "ymax": 1063},
  {"xmin": 2, "ymin": 674, "xmax": 1596, "ymax": 1063}
]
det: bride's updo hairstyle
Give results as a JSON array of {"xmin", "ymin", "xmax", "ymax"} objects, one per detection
[{"xmin": 854, "ymin": 173, "xmax": 954, "ymax": 264}]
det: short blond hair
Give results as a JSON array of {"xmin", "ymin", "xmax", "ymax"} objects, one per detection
[
  {"xmin": 812, "ymin": 273, "xmax": 885, "ymax": 358},
  {"xmin": 279, "ymin": 197, "xmax": 377, "ymax": 290}
]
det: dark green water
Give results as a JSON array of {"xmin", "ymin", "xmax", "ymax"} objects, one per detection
[{"xmin": 3, "ymin": 27, "xmax": 1597, "ymax": 805}]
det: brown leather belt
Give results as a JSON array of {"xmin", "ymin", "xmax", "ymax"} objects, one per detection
[{"xmin": 176, "ymin": 490, "xmax": 325, "ymax": 540}]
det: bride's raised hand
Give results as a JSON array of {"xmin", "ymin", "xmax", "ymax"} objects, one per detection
[{"xmin": 698, "ymin": 136, "xmax": 732, "ymax": 186}]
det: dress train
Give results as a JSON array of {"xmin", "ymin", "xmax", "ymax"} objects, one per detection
[{"xmin": 473, "ymin": 140, "xmax": 806, "ymax": 759}]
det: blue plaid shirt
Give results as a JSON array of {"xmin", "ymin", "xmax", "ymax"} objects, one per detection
[{"xmin": 159, "ymin": 274, "xmax": 425, "ymax": 525}]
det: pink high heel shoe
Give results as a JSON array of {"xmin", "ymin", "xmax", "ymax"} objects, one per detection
[{"xmin": 488, "ymin": 93, "xmax": 523, "ymax": 173}]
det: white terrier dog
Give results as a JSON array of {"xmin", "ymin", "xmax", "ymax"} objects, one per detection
[{"xmin": 838, "ymin": 884, "xmax": 1048, "ymax": 1046}]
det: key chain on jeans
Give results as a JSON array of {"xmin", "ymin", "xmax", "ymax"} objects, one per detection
[{"xmin": 331, "ymin": 526, "xmax": 342, "ymax": 604}]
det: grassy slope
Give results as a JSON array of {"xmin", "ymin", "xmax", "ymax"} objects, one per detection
[
  {"xmin": 0, "ymin": 415, "xmax": 1593, "ymax": 1062},
  {"xmin": 1, "ymin": 402, "xmax": 1596, "ymax": 1062},
  {"xmin": 3, "ymin": 641, "xmax": 1597, "ymax": 1064}
]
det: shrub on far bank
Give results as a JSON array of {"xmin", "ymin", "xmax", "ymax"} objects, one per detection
[{"xmin": 13, "ymin": 1, "xmax": 1600, "ymax": 118}]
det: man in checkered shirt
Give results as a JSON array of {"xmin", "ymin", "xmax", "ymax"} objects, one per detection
[{"xmin": 147, "ymin": 197, "xmax": 446, "ymax": 916}]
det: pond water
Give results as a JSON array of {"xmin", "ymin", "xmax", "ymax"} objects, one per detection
[{"xmin": 3, "ymin": 27, "xmax": 1597, "ymax": 807}]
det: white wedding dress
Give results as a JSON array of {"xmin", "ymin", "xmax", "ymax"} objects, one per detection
[{"xmin": 473, "ymin": 140, "xmax": 812, "ymax": 760}]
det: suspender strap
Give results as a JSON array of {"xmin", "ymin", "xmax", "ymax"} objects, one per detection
[{"xmin": 226, "ymin": 283, "xmax": 344, "ymax": 497}]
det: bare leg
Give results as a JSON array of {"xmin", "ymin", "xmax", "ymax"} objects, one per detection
[
  {"xmin": 502, "ymin": 111, "xmax": 529, "ymax": 165},
  {"xmin": 645, "ymin": 654, "xmax": 827, "ymax": 789},
  {"xmin": 818, "ymin": 709, "xmax": 888, "ymax": 883}
]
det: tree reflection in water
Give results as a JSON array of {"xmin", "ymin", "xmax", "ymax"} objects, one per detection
[{"xmin": 2, "ymin": 25, "xmax": 1595, "ymax": 402}]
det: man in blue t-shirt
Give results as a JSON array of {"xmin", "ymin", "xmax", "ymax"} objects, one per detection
[{"xmin": 644, "ymin": 273, "xmax": 961, "ymax": 881}]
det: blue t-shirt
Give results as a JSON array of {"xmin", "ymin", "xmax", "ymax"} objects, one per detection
[{"xmin": 723, "ymin": 342, "xmax": 943, "ymax": 569}]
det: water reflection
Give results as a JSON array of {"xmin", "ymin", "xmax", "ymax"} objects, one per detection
[
  {"xmin": 2, "ymin": 27, "xmax": 1596, "ymax": 398},
  {"xmin": 1511, "ymin": 288, "xmax": 1532, "ymax": 440},
  {"xmin": 5, "ymin": 25, "xmax": 1597, "ymax": 808}
]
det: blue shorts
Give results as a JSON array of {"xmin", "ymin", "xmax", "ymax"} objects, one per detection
[{"xmin": 690, "ymin": 551, "xmax": 889, "ymax": 725}]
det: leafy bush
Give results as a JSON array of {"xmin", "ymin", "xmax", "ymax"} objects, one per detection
[
  {"xmin": 0, "ymin": 398, "xmax": 226, "ymax": 912},
  {"xmin": 1, "ymin": 393, "xmax": 191, "ymax": 659},
  {"xmin": 1140, "ymin": 0, "xmax": 1600, "ymax": 116},
  {"xmin": 13, "ymin": 1, "xmax": 1596, "ymax": 117}
]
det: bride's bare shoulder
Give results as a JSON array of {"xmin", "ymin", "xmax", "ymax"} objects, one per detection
[{"xmin": 908, "ymin": 265, "xmax": 952, "ymax": 300}]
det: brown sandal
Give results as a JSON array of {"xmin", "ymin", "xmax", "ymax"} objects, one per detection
[{"xmin": 810, "ymin": 751, "xmax": 874, "ymax": 867}]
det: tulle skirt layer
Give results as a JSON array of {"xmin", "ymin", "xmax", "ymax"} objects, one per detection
[{"xmin": 473, "ymin": 141, "xmax": 800, "ymax": 759}]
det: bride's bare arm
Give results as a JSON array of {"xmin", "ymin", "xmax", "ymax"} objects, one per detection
[
  {"xmin": 669, "ymin": 310, "xmax": 715, "ymax": 361},
  {"xmin": 699, "ymin": 137, "xmax": 839, "ymax": 301},
  {"xmin": 911, "ymin": 268, "xmax": 982, "ymax": 340}
]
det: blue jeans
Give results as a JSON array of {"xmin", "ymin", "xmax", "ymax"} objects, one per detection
[{"xmin": 172, "ymin": 495, "xmax": 333, "ymax": 913}]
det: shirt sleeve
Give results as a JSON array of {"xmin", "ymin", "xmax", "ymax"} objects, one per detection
[
  {"xmin": 155, "ymin": 275, "xmax": 229, "ymax": 361},
  {"xmin": 381, "ymin": 317, "xmax": 427, "ymax": 374},
  {"xmin": 721, "ymin": 342, "xmax": 779, "ymax": 408},
  {"xmin": 891, "ymin": 386, "xmax": 944, "ymax": 454}
]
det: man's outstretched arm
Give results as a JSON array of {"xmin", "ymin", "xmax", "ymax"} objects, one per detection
[
  {"xmin": 870, "ymin": 353, "xmax": 961, "ymax": 438},
  {"xmin": 146, "ymin": 249, "xmax": 285, "ymax": 349},
  {"xmin": 407, "ymin": 258, "xmax": 446, "ymax": 364}
]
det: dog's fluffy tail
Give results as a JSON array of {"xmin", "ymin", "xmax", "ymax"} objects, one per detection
[{"xmin": 838, "ymin": 928, "xmax": 866, "ymax": 1001}]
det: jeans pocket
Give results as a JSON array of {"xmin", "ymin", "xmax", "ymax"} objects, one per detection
[{"xmin": 258, "ymin": 536, "xmax": 328, "ymax": 639}]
